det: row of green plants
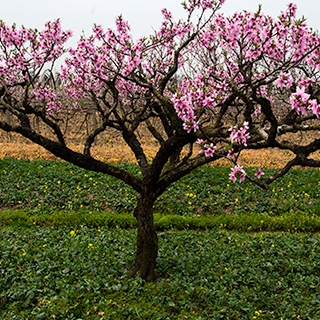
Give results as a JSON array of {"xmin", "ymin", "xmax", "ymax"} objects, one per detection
[
  {"xmin": 1, "ymin": 158, "xmax": 320, "ymax": 216},
  {"xmin": 1, "ymin": 226, "xmax": 320, "ymax": 319},
  {"xmin": 2, "ymin": 209, "xmax": 320, "ymax": 232}
]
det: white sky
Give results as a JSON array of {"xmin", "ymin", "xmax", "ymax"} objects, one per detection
[{"xmin": 1, "ymin": 0, "xmax": 319, "ymax": 46}]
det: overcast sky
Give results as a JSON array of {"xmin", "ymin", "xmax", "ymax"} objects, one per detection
[{"xmin": 1, "ymin": 0, "xmax": 319, "ymax": 46}]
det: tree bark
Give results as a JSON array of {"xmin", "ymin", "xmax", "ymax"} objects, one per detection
[{"xmin": 132, "ymin": 193, "xmax": 158, "ymax": 282}]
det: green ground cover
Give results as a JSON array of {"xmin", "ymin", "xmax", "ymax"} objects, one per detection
[
  {"xmin": 1, "ymin": 227, "xmax": 320, "ymax": 319},
  {"xmin": 1, "ymin": 158, "xmax": 320, "ymax": 319},
  {"xmin": 0, "ymin": 158, "xmax": 320, "ymax": 217}
]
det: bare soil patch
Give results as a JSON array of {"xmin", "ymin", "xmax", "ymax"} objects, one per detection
[{"xmin": 1, "ymin": 141, "xmax": 316, "ymax": 169}]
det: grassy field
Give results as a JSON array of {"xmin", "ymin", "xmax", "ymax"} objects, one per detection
[
  {"xmin": 1, "ymin": 158, "xmax": 320, "ymax": 319},
  {"xmin": 1, "ymin": 158, "xmax": 320, "ymax": 218},
  {"xmin": 1, "ymin": 227, "xmax": 320, "ymax": 319}
]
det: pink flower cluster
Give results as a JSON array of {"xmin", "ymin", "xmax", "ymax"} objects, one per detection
[
  {"xmin": 201, "ymin": 143, "xmax": 216, "ymax": 157},
  {"xmin": 290, "ymin": 87, "xmax": 320, "ymax": 117},
  {"xmin": 172, "ymin": 70, "xmax": 229, "ymax": 133},
  {"xmin": 0, "ymin": 19, "xmax": 71, "ymax": 86},
  {"xmin": 276, "ymin": 72, "xmax": 294, "ymax": 89},
  {"xmin": 229, "ymin": 165, "xmax": 246, "ymax": 183},
  {"xmin": 197, "ymin": 139, "xmax": 216, "ymax": 157},
  {"xmin": 229, "ymin": 122, "xmax": 250, "ymax": 146},
  {"xmin": 32, "ymin": 85, "xmax": 64, "ymax": 114},
  {"xmin": 229, "ymin": 166, "xmax": 264, "ymax": 183},
  {"xmin": 170, "ymin": 2, "xmax": 320, "ymax": 139},
  {"xmin": 182, "ymin": 0, "xmax": 225, "ymax": 12},
  {"xmin": 173, "ymin": 95, "xmax": 199, "ymax": 133},
  {"xmin": 0, "ymin": 19, "xmax": 72, "ymax": 115},
  {"xmin": 255, "ymin": 168, "xmax": 265, "ymax": 179}
]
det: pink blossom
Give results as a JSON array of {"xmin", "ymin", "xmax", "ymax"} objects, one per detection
[
  {"xmin": 227, "ymin": 149, "xmax": 235, "ymax": 159},
  {"xmin": 252, "ymin": 106, "xmax": 261, "ymax": 117},
  {"xmin": 287, "ymin": 3, "xmax": 297, "ymax": 17},
  {"xmin": 161, "ymin": 8, "xmax": 173, "ymax": 20},
  {"xmin": 290, "ymin": 87, "xmax": 310, "ymax": 115},
  {"xmin": 93, "ymin": 24, "xmax": 104, "ymax": 40},
  {"xmin": 308, "ymin": 99, "xmax": 320, "ymax": 117},
  {"xmin": 0, "ymin": 19, "xmax": 71, "ymax": 87},
  {"xmin": 229, "ymin": 121, "xmax": 250, "ymax": 146},
  {"xmin": 276, "ymin": 72, "xmax": 293, "ymax": 89},
  {"xmin": 298, "ymin": 78, "xmax": 314, "ymax": 88},
  {"xmin": 196, "ymin": 139, "xmax": 205, "ymax": 145},
  {"xmin": 203, "ymin": 96, "xmax": 215, "ymax": 108},
  {"xmin": 200, "ymin": 0, "xmax": 218, "ymax": 10},
  {"xmin": 200, "ymin": 143, "xmax": 216, "ymax": 157},
  {"xmin": 229, "ymin": 165, "xmax": 246, "ymax": 183},
  {"xmin": 183, "ymin": 121, "xmax": 199, "ymax": 133},
  {"xmin": 255, "ymin": 168, "xmax": 265, "ymax": 179},
  {"xmin": 172, "ymin": 95, "xmax": 199, "ymax": 133}
]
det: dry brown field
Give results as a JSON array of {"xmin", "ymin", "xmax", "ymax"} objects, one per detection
[
  {"xmin": 1, "ymin": 134, "xmax": 318, "ymax": 169},
  {"xmin": 2, "ymin": 105, "xmax": 320, "ymax": 169}
]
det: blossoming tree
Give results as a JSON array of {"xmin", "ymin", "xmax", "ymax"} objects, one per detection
[{"xmin": 1, "ymin": 0, "xmax": 320, "ymax": 281}]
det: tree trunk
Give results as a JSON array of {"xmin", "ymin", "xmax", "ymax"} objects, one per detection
[{"xmin": 132, "ymin": 194, "xmax": 158, "ymax": 282}]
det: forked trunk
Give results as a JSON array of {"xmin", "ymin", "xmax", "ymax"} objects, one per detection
[{"xmin": 132, "ymin": 194, "xmax": 158, "ymax": 282}]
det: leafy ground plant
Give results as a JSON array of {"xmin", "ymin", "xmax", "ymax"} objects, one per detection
[
  {"xmin": 1, "ymin": 158, "xmax": 320, "ymax": 216},
  {"xmin": 1, "ymin": 226, "xmax": 320, "ymax": 319},
  {"xmin": 2, "ymin": 0, "xmax": 320, "ymax": 282},
  {"xmin": 2, "ymin": 209, "xmax": 320, "ymax": 233}
]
